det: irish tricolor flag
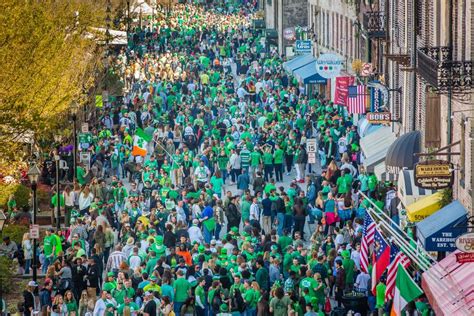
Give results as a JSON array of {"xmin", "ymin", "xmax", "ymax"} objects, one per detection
[
  {"xmin": 391, "ymin": 263, "xmax": 423, "ymax": 316},
  {"xmin": 132, "ymin": 128, "xmax": 152, "ymax": 157}
]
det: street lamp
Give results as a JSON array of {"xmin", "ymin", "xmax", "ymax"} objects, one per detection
[
  {"xmin": 71, "ymin": 102, "xmax": 79, "ymax": 182},
  {"xmin": 54, "ymin": 154, "xmax": 61, "ymax": 231},
  {"xmin": 27, "ymin": 163, "xmax": 41, "ymax": 283}
]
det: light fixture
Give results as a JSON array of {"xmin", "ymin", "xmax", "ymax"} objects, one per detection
[
  {"xmin": 0, "ymin": 210, "xmax": 6, "ymax": 232},
  {"xmin": 27, "ymin": 164, "xmax": 41, "ymax": 184}
]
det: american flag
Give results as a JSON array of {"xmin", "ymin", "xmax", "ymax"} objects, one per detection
[
  {"xmin": 360, "ymin": 212, "xmax": 376, "ymax": 273},
  {"xmin": 385, "ymin": 244, "xmax": 411, "ymax": 301},
  {"xmin": 347, "ymin": 85, "xmax": 367, "ymax": 114},
  {"xmin": 371, "ymin": 228, "xmax": 391, "ymax": 295}
]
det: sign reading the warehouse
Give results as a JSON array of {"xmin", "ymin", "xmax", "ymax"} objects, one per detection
[
  {"xmin": 456, "ymin": 232, "xmax": 474, "ymax": 253},
  {"xmin": 414, "ymin": 160, "xmax": 453, "ymax": 189},
  {"xmin": 367, "ymin": 112, "xmax": 391, "ymax": 124},
  {"xmin": 295, "ymin": 40, "xmax": 312, "ymax": 54},
  {"xmin": 316, "ymin": 53, "xmax": 343, "ymax": 79}
]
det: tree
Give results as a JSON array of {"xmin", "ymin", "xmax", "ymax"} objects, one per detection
[{"xmin": 0, "ymin": 0, "xmax": 113, "ymax": 175}]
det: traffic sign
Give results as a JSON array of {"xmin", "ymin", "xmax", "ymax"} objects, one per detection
[
  {"xmin": 308, "ymin": 152, "xmax": 316, "ymax": 164},
  {"xmin": 295, "ymin": 40, "xmax": 312, "ymax": 54},
  {"xmin": 306, "ymin": 138, "xmax": 317, "ymax": 153},
  {"xmin": 30, "ymin": 224, "xmax": 40, "ymax": 239}
]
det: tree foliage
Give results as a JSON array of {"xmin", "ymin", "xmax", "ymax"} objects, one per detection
[{"xmin": 0, "ymin": 0, "xmax": 113, "ymax": 175}]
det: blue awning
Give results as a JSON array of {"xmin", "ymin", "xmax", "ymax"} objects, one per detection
[
  {"xmin": 416, "ymin": 200, "xmax": 468, "ymax": 252},
  {"xmin": 294, "ymin": 61, "xmax": 327, "ymax": 84},
  {"xmin": 282, "ymin": 54, "xmax": 315, "ymax": 73}
]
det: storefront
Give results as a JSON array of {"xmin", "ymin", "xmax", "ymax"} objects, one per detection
[{"xmin": 282, "ymin": 54, "xmax": 315, "ymax": 73}]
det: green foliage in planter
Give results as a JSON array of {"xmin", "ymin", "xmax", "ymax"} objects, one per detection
[
  {"xmin": 2, "ymin": 224, "xmax": 29, "ymax": 245},
  {"xmin": 0, "ymin": 183, "xmax": 30, "ymax": 209},
  {"xmin": 0, "ymin": 256, "xmax": 17, "ymax": 294}
]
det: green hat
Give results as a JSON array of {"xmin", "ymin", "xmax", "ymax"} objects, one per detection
[
  {"xmin": 107, "ymin": 272, "xmax": 115, "ymax": 277},
  {"xmin": 341, "ymin": 250, "xmax": 350, "ymax": 259},
  {"xmin": 310, "ymin": 297, "xmax": 318, "ymax": 307},
  {"xmin": 140, "ymin": 233, "xmax": 148, "ymax": 239},
  {"xmin": 220, "ymin": 304, "xmax": 229, "ymax": 312},
  {"xmin": 150, "ymin": 275, "xmax": 157, "ymax": 281},
  {"xmin": 103, "ymin": 283, "xmax": 115, "ymax": 292},
  {"xmin": 149, "ymin": 228, "xmax": 156, "ymax": 234},
  {"xmin": 231, "ymin": 227, "xmax": 239, "ymax": 233},
  {"xmin": 108, "ymin": 199, "xmax": 115, "ymax": 204},
  {"xmin": 198, "ymin": 245, "xmax": 205, "ymax": 253}
]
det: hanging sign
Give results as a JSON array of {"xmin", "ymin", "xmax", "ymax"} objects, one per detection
[
  {"xmin": 283, "ymin": 27, "xmax": 296, "ymax": 41},
  {"xmin": 456, "ymin": 252, "xmax": 474, "ymax": 263},
  {"xmin": 315, "ymin": 53, "xmax": 344, "ymax": 79},
  {"xmin": 414, "ymin": 160, "xmax": 453, "ymax": 189},
  {"xmin": 295, "ymin": 40, "xmax": 312, "ymax": 54},
  {"xmin": 30, "ymin": 224, "xmax": 40, "ymax": 239},
  {"xmin": 367, "ymin": 112, "xmax": 392, "ymax": 124},
  {"xmin": 456, "ymin": 232, "xmax": 474, "ymax": 253}
]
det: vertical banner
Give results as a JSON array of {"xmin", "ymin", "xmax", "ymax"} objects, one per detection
[{"xmin": 334, "ymin": 76, "xmax": 354, "ymax": 106}]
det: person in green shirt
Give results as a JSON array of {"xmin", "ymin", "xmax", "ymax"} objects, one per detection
[
  {"xmin": 195, "ymin": 277, "xmax": 206, "ymax": 313},
  {"xmin": 255, "ymin": 259, "xmax": 269, "ymax": 291},
  {"xmin": 299, "ymin": 269, "xmax": 318, "ymax": 297},
  {"xmin": 42, "ymin": 229, "xmax": 54, "ymax": 273},
  {"xmin": 273, "ymin": 144, "xmax": 284, "ymax": 182},
  {"xmin": 375, "ymin": 277, "xmax": 387, "ymax": 314},
  {"xmin": 269, "ymin": 287, "xmax": 292, "ymax": 316},
  {"xmin": 262, "ymin": 147, "xmax": 274, "ymax": 182},
  {"xmin": 243, "ymin": 280, "xmax": 257, "ymax": 314},
  {"xmin": 210, "ymin": 170, "xmax": 225, "ymax": 197},
  {"xmin": 173, "ymin": 270, "xmax": 191, "ymax": 312},
  {"xmin": 64, "ymin": 290, "xmax": 78, "ymax": 315}
]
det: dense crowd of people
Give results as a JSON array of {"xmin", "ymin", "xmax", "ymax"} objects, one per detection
[{"xmin": 0, "ymin": 0, "xmax": 434, "ymax": 315}]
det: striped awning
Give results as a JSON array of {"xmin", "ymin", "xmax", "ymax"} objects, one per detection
[{"xmin": 397, "ymin": 169, "xmax": 436, "ymax": 208}]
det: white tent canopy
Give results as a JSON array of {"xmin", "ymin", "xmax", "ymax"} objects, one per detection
[
  {"xmin": 132, "ymin": 0, "xmax": 154, "ymax": 15},
  {"xmin": 88, "ymin": 28, "xmax": 127, "ymax": 45}
]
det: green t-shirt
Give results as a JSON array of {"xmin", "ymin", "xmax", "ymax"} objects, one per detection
[
  {"xmin": 263, "ymin": 152, "xmax": 273, "ymax": 165},
  {"xmin": 210, "ymin": 176, "xmax": 224, "ymax": 194},
  {"xmin": 250, "ymin": 151, "xmax": 262, "ymax": 166},
  {"xmin": 269, "ymin": 295, "xmax": 292, "ymax": 316},
  {"xmin": 375, "ymin": 283, "xmax": 387, "ymax": 308},
  {"xmin": 52, "ymin": 234, "xmax": 62, "ymax": 255},
  {"xmin": 273, "ymin": 149, "xmax": 284, "ymax": 164},
  {"xmin": 117, "ymin": 302, "xmax": 140, "ymax": 314},
  {"xmin": 43, "ymin": 235, "xmax": 54, "ymax": 256},
  {"xmin": 195, "ymin": 285, "xmax": 206, "ymax": 306},
  {"xmin": 299, "ymin": 277, "xmax": 318, "ymax": 297},
  {"xmin": 173, "ymin": 278, "xmax": 191, "ymax": 303},
  {"xmin": 244, "ymin": 288, "xmax": 257, "ymax": 308}
]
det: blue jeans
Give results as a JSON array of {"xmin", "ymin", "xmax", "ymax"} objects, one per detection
[
  {"xmin": 243, "ymin": 308, "xmax": 256, "ymax": 316},
  {"xmin": 42, "ymin": 256, "xmax": 52, "ymax": 274},
  {"xmin": 277, "ymin": 213, "xmax": 285, "ymax": 236},
  {"xmin": 174, "ymin": 302, "xmax": 184, "ymax": 316},
  {"xmin": 214, "ymin": 224, "xmax": 222, "ymax": 240},
  {"xmin": 24, "ymin": 258, "xmax": 31, "ymax": 274}
]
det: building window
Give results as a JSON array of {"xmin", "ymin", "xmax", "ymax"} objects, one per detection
[{"xmin": 424, "ymin": 88, "xmax": 441, "ymax": 148}]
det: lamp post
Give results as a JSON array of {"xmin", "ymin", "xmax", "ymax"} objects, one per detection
[
  {"xmin": 0, "ymin": 210, "xmax": 6, "ymax": 314},
  {"xmin": 27, "ymin": 163, "xmax": 41, "ymax": 283},
  {"xmin": 52, "ymin": 144, "xmax": 61, "ymax": 231},
  {"xmin": 71, "ymin": 102, "xmax": 79, "ymax": 182}
]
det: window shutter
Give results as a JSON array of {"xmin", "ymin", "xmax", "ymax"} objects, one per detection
[{"xmin": 424, "ymin": 89, "xmax": 441, "ymax": 147}]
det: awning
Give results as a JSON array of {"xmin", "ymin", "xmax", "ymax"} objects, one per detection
[
  {"xmin": 360, "ymin": 127, "xmax": 396, "ymax": 171},
  {"xmin": 87, "ymin": 28, "xmax": 128, "ymax": 45},
  {"xmin": 132, "ymin": 0, "xmax": 154, "ymax": 15},
  {"xmin": 398, "ymin": 170, "xmax": 436, "ymax": 207},
  {"xmin": 282, "ymin": 54, "xmax": 315, "ymax": 73},
  {"xmin": 416, "ymin": 200, "xmax": 467, "ymax": 251},
  {"xmin": 405, "ymin": 191, "xmax": 443, "ymax": 222},
  {"xmin": 385, "ymin": 131, "xmax": 421, "ymax": 177},
  {"xmin": 294, "ymin": 61, "xmax": 327, "ymax": 84},
  {"xmin": 422, "ymin": 250, "xmax": 474, "ymax": 315},
  {"xmin": 357, "ymin": 117, "xmax": 383, "ymax": 138}
]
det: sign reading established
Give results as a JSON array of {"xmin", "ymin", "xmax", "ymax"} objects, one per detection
[
  {"xmin": 295, "ymin": 40, "xmax": 312, "ymax": 54},
  {"xmin": 414, "ymin": 160, "xmax": 453, "ymax": 189},
  {"xmin": 367, "ymin": 112, "xmax": 392, "ymax": 124},
  {"xmin": 316, "ymin": 53, "xmax": 344, "ymax": 79},
  {"xmin": 456, "ymin": 232, "xmax": 474, "ymax": 253}
]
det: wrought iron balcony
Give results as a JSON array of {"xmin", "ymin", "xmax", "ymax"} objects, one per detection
[
  {"xmin": 417, "ymin": 46, "xmax": 472, "ymax": 92},
  {"xmin": 363, "ymin": 11, "xmax": 386, "ymax": 38}
]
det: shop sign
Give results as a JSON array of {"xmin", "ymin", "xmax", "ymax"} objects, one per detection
[
  {"xmin": 295, "ymin": 40, "xmax": 312, "ymax": 54},
  {"xmin": 367, "ymin": 112, "xmax": 392, "ymax": 124},
  {"xmin": 456, "ymin": 252, "xmax": 474, "ymax": 263},
  {"xmin": 315, "ymin": 53, "xmax": 343, "ymax": 79},
  {"xmin": 283, "ymin": 27, "xmax": 296, "ymax": 41},
  {"xmin": 414, "ymin": 160, "xmax": 453, "ymax": 189},
  {"xmin": 455, "ymin": 232, "xmax": 474, "ymax": 253},
  {"xmin": 29, "ymin": 224, "xmax": 40, "ymax": 239}
]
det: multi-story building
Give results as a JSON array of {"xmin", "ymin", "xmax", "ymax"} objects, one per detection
[
  {"xmin": 386, "ymin": 0, "xmax": 473, "ymax": 213},
  {"xmin": 264, "ymin": 0, "xmax": 308, "ymax": 55}
]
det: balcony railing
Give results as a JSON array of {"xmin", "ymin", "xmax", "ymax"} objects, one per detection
[
  {"xmin": 363, "ymin": 11, "xmax": 386, "ymax": 38},
  {"xmin": 417, "ymin": 46, "xmax": 472, "ymax": 92}
]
